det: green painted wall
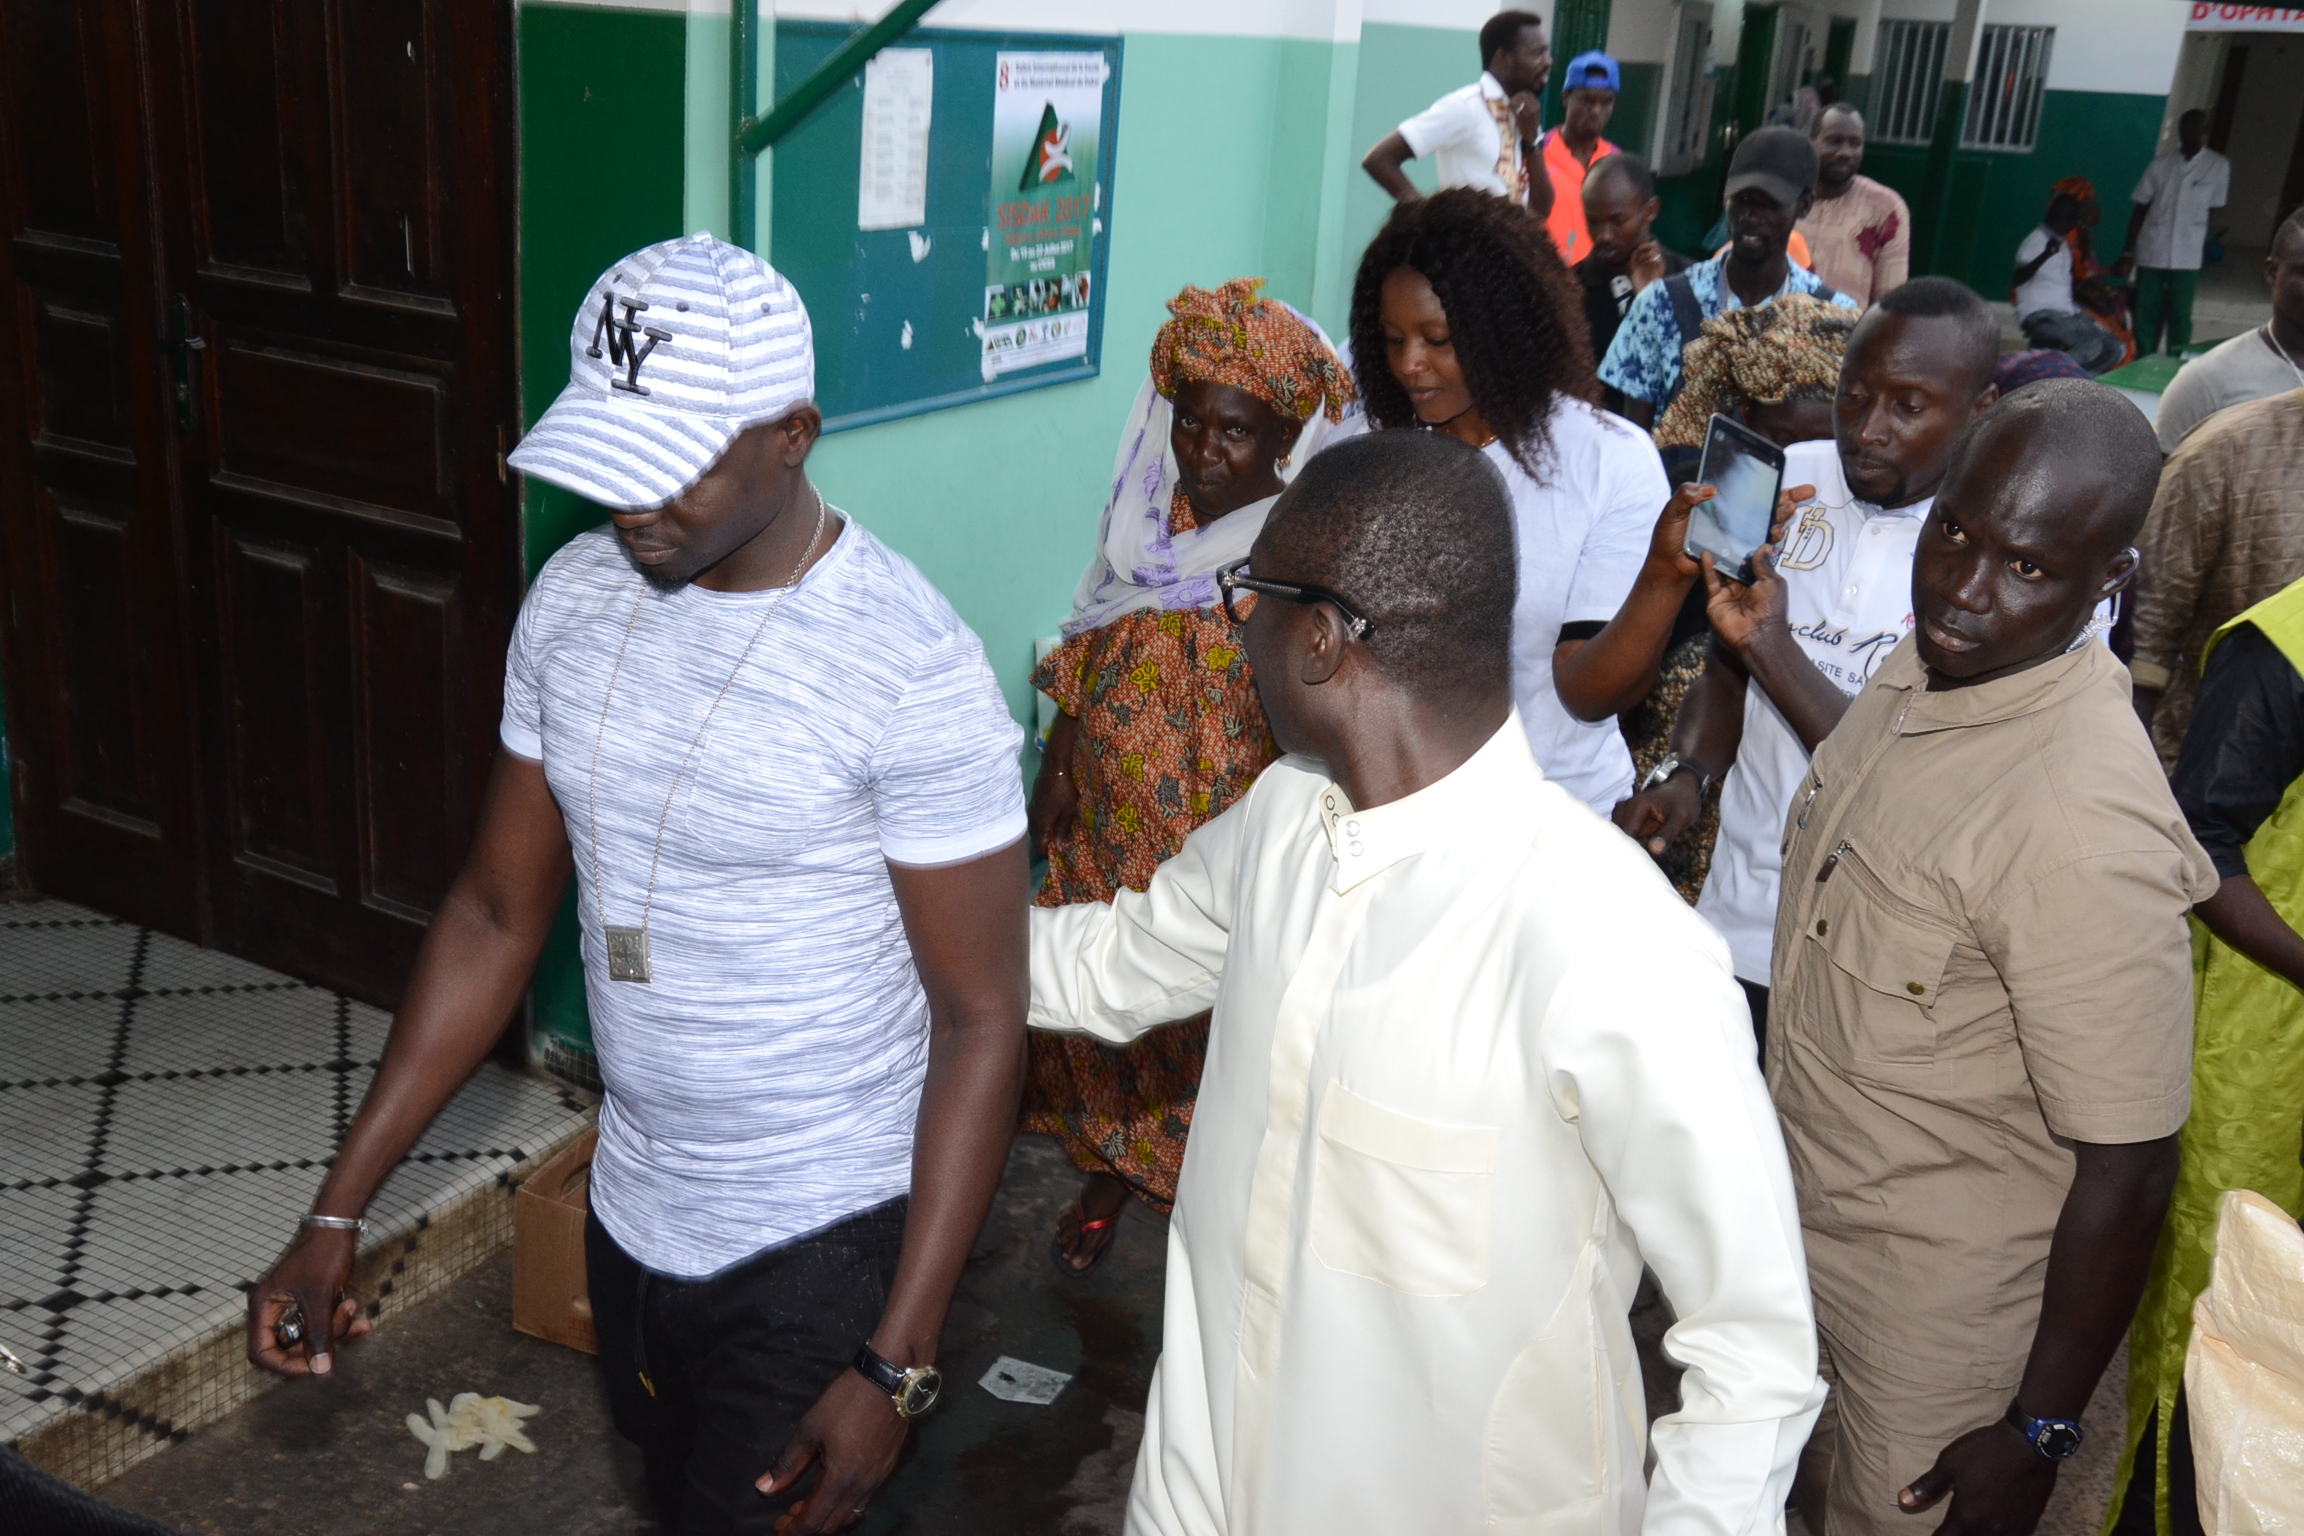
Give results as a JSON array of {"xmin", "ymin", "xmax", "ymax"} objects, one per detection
[
  {"xmin": 804, "ymin": 29, "xmax": 1352, "ymax": 734},
  {"xmin": 1341, "ymin": 23, "xmax": 1488, "ymax": 315},
  {"xmin": 518, "ymin": 2, "xmax": 689, "ymax": 577},
  {"xmin": 1862, "ymin": 89, "xmax": 2167, "ymax": 295},
  {"xmin": 517, "ymin": 1, "xmax": 689, "ymax": 1070}
]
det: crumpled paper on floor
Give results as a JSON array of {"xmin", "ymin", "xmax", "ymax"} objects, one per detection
[{"xmin": 405, "ymin": 1392, "xmax": 541, "ymax": 1480}]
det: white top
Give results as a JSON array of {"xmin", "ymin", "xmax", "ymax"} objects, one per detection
[
  {"xmin": 1697, "ymin": 441, "xmax": 1927, "ymax": 985},
  {"xmin": 2155, "ymin": 327, "xmax": 2304, "ymax": 452},
  {"xmin": 1397, "ymin": 72, "xmax": 1521, "ymax": 199},
  {"xmin": 2130, "ymin": 147, "xmax": 2231, "ymax": 272},
  {"xmin": 1029, "ymin": 718, "xmax": 1824, "ymax": 1536},
  {"xmin": 2012, "ymin": 226, "xmax": 2077, "ymax": 319},
  {"xmin": 1492, "ymin": 403, "xmax": 1672, "ymax": 812},
  {"xmin": 501, "ymin": 522, "xmax": 1026, "ymax": 1277}
]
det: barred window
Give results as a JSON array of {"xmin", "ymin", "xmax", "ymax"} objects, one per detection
[
  {"xmin": 1871, "ymin": 20, "xmax": 1950, "ymax": 146},
  {"xmin": 1963, "ymin": 25, "xmax": 2054, "ymax": 150}
]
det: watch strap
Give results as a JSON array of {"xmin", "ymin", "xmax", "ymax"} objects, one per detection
[
  {"xmin": 2004, "ymin": 1401, "xmax": 2084, "ymax": 1460},
  {"xmin": 852, "ymin": 1342, "xmax": 905, "ymax": 1396}
]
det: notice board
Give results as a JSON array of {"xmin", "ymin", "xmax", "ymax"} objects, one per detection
[{"xmin": 768, "ymin": 24, "xmax": 1124, "ymax": 432}]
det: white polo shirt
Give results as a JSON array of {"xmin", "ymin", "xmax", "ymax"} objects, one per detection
[
  {"xmin": 2130, "ymin": 148, "xmax": 2231, "ymax": 271},
  {"xmin": 1697, "ymin": 441, "xmax": 1926, "ymax": 984},
  {"xmin": 1398, "ymin": 72, "xmax": 1522, "ymax": 199}
]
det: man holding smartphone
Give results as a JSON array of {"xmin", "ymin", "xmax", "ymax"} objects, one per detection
[{"xmin": 1613, "ymin": 277, "xmax": 2001, "ymax": 1045}]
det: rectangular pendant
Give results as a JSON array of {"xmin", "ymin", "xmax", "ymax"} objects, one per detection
[{"xmin": 604, "ymin": 925, "xmax": 653, "ymax": 983}]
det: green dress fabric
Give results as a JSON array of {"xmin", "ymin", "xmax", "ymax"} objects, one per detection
[{"xmin": 2106, "ymin": 580, "xmax": 2304, "ymax": 1535}]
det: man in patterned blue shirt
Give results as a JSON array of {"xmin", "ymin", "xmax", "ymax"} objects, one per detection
[{"xmin": 1599, "ymin": 127, "xmax": 1854, "ymax": 429}]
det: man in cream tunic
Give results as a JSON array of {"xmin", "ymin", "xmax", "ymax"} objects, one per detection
[{"xmin": 1030, "ymin": 431, "xmax": 1824, "ymax": 1536}]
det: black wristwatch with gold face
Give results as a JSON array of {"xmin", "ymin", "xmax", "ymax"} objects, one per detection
[{"xmin": 853, "ymin": 1343, "xmax": 943, "ymax": 1420}]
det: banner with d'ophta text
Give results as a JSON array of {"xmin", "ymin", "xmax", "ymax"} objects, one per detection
[
  {"xmin": 983, "ymin": 51, "xmax": 1109, "ymax": 380},
  {"xmin": 2186, "ymin": 3, "xmax": 2304, "ymax": 29}
]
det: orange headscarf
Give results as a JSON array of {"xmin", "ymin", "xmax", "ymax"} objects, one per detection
[{"xmin": 1148, "ymin": 278, "xmax": 1356, "ymax": 424}]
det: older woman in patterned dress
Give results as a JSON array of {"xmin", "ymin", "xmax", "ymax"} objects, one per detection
[{"xmin": 1025, "ymin": 278, "xmax": 1354, "ymax": 1271}]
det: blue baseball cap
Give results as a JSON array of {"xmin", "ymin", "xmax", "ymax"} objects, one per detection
[{"xmin": 1564, "ymin": 51, "xmax": 1620, "ymax": 94}]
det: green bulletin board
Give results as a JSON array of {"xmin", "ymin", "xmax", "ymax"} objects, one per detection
[{"xmin": 769, "ymin": 25, "xmax": 1124, "ymax": 432}]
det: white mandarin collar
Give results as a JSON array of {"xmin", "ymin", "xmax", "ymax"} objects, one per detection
[
  {"xmin": 1316, "ymin": 712, "xmax": 1540, "ymax": 894},
  {"xmin": 1479, "ymin": 71, "xmax": 1507, "ymax": 100}
]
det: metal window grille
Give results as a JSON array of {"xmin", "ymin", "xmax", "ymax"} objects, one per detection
[
  {"xmin": 1872, "ymin": 20, "xmax": 1950, "ymax": 146},
  {"xmin": 1963, "ymin": 25, "xmax": 2054, "ymax": 150}
]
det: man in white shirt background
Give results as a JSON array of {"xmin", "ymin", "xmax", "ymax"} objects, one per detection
[
  {"xmin": 2013, "ymin": 192, "xmax": 2125, "ymax": 375},
  {"xmin": 1361, "ymin": 10, "xmax": 1553, "ymax": 219},
  {"xmin": 246, "ymin": 236, "xmax": 1031, "ymax": 1536},
  {"xmin": 1613, "ymin": 277, "xmax": 2002, "ymax": 1047},
  {"xmin": 1030, "ymin": 429, "xmax": 1823, "ymax": 1536},
  {"xmin": 2153, "ymin": 208, "xmax": 2304, "ymax": 451},
  {"xmin": 2121, "ymin": 108, "xmax": 2232, "ymax": 358}
]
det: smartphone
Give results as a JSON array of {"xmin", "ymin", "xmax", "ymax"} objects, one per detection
[{"xmin": 1683, "ymin": 413, "xmax": 1787, "ymax": 585}]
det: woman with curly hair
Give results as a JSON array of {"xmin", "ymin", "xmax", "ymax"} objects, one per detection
[
  {"xmin": 1025, "ymin": 277, "xmax": 1355, "ymax": 1272},
  {"xmin": 1347, "ymin": 186, "xmax": 1710, "ymax": 812}
]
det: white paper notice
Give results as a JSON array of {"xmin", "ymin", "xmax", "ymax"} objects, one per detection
[
  {"xmin": 978, "ymin": 1355, "xmax": 1072, "ymax": 1404},
  {"xmin": 858, "ymin": 49, "xmax": 933, "ymax": 231}
]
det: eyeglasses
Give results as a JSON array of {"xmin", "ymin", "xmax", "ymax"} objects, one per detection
[{"xmin": 1215, "ymin": 560, "xmax": 1377, "ymax": 639}]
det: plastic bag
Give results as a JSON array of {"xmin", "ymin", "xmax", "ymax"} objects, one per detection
[{"xmin": 2183, "ymin": 1189, "xmax": 2304, "ymax": 1534}]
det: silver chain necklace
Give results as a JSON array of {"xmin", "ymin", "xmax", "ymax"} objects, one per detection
[
  {"xmin": 2264, "ymin": 323, "xmax": 2304, "ymax": 389},
  {"xmin": 582, "ymin": 487, "xmax": 828, "ymax": 983}
]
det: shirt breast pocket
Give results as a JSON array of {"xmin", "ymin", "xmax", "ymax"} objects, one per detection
[
  {"xmin": 1311, "ymin": 1084, "xmax": 1500, "ymax": 1297},
  {"xmin": 1804, "ymin": 851, "xmax": 1956, "ymax": 1074}
]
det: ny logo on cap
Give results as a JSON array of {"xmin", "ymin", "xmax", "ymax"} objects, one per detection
[{"xmin": 587, "ymin": 291, "xmax": 672, "ymax": 396}]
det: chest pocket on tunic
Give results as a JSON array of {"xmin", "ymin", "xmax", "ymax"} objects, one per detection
[
  {"xmin": 1804, "ymin": 846, "xmax": 1956, "ymax": 1073},
  {"xmin": 1311, "ymin": 1084, "xmax": 1499, "ymax": 1296}
]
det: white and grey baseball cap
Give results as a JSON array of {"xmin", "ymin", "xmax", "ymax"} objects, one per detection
[{"xmin": 508, "ymin": 233, "xmax": 815, "ymax": 511}]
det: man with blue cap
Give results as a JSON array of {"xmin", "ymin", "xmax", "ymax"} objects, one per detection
[
  {"xmin": 1539, "ymin": 49, "xmax": 1621, "ymax": 263},
  {"xmin": 245, "ymin": 233, "xmax": 1032, "ymax": 1536}
]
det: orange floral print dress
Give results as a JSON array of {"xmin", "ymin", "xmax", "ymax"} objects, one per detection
[{"xmin": 1022, "ymin": 586, "xmax": 1277, "ymax": 1213}]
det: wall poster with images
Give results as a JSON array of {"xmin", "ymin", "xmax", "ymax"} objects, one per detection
[{"xmin": 767, "ymin": 26, "xmax": 1123, "ymax": 431}]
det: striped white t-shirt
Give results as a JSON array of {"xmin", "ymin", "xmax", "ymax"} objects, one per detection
[{"xmin": 502, "ymin": 520, "xmax": 1026, "ymax": 1277}]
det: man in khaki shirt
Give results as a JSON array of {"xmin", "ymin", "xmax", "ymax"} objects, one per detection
[{"xmin": 1770, "ymin": 379, "xmax": 2213, "ymax": 1535}]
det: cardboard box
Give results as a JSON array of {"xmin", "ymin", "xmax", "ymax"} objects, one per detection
[{"xmin": 513, "ymin": 1127, "xmax": 598, "ymax": 1354}]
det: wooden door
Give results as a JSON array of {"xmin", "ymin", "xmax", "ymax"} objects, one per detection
[
  {"xmin": 0, "ymin": 0, "xmax": 520, "ymax": 1005},
  {"xmin": 0, "ymin": 0, "xmax": 206, "ymax": 937}
]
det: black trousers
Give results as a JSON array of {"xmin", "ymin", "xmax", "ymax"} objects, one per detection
[
  {"xmin": 586, "ymin": 1200, "xmax": 908, "ymax": 1535},
  {"xmin": 1740, "ymin": 979, "xmax": 1770, "ymax": 1062},
  {"xmin": 2110, "ymin": 1391, "xmax": 2204, "ymax": 1536}
]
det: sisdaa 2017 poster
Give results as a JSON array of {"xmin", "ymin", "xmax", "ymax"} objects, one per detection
[{"xmin": 982, "ymin": 51, "xmax": 1108, "ymax": 380}]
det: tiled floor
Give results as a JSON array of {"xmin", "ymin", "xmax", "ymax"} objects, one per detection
[{"xmin": 0, "ymin": 898, "xmax": 594, "ymax": 1479}]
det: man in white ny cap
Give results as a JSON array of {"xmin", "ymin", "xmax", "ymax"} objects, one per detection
[{"xmin": 246, "ymin": 233, "xmax": 1031, "ymax": 1536}]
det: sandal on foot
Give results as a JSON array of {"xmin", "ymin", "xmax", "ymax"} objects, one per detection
[{"xmin": 1053, "ymin": 1195, "xmax": 1122, "ymax": 1275}]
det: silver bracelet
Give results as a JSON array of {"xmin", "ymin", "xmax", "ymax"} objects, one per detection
[{"xmin": 301, "ymin": 1214, "xmax": 367, "ymax": 1235}]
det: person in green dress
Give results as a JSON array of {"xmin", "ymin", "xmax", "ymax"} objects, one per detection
[{"xmin": 2108, "ymin": 572, "xmax": 2304, "ymax": 1536}]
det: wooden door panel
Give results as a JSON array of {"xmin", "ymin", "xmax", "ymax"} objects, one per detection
[
  {"xmin": 212, "ymin": 339, "xmax": 454, "ymax": 526},
  {"xmin": 32, "ymin": 293, "xmax": 136, "ymax": 452},
  {"xmin": 330, "ymin": 0, "xmax": 450, "ymax": 306},
  {"xmin": 212, "ymin": 524, "xmax": 338, "ymax": 888},
  {"xmin": 7, "ymin": 1, "xmax": 120, "ymax": 246},
  {"xmin": 186, "ymin": 0, "xmax": 309, "ymax": 279},
  {"xmin": 351, "ymin": 554, "xmax": 465, "ymax": 921},
  {"xmin": 51, "ymin": 490, "xmax": 164, "ymax": 832}
]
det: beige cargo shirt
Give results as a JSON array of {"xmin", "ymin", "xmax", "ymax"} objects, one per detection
[{"xmin": 1769, "ymin": 635, "xmax": 2212, "ymax": 1386}]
